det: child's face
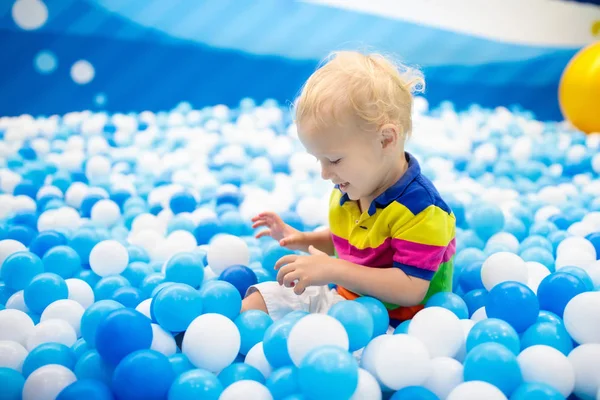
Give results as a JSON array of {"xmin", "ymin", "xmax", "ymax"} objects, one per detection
[{"xmin": 297, "ymin": 114, "xmax": 397, "ymax": 203}]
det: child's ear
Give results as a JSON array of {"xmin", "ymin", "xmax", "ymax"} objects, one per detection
[{"xmin": 379, "ymin": 124, "xmax": 402, "ymax": 149}]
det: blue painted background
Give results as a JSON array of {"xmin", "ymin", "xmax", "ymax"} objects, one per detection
[{"xmin": 0, "ymin": 0, "xmax": 595, "ymax": 120}]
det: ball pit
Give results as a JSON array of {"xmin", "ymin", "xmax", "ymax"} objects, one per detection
[{"xmin": 0, "ymin": 99, "xmax": 600, "ymax": 400}]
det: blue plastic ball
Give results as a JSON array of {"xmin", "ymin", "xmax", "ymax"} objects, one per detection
[
  {"xmin": 235, "ymin": 310, "xmax": 274, "ymax": 355},
  {"xmin": 510, "ymin": 382, "xmax": 565, "ymax": 400},
  {"xmin": 22, "ymin": 343, "xmax": 77, "ymax": 378},
  {"xmin": 486, "ymin": 281, "xmax": 539, "ymax": 333},
  {"xmin": 72, "ymin": 339, "xmax": 90, "ymax": 360},
  {"xmin": 263, "ymin": 317, "xmax": 301, "ymax": 368},
  {"xmin": 537, "ymin": 272, "xmax": 587, "ymax": 318},
  {"xmin": 74, "ymin": 350, "xmax": 113, "ymax": 386},
  {"xmin": 1, "ymin": 251, "xmax": 44, "ymax": 291},
  {"xmin": 559, "ymin": 266, "xmax": 594, "ymax": 291},
  {"xmin": 466, "ymin": 204, "xmax": 505, "ymax": 241},
  {"xmin": 520, "ymin": 322, "xmax": 574, "ymax": 356},
  {"xmin": 29, "ymin": 230, "xmax": 68, "ymax": 258},
  {"xmin": 458, "ymin": 262, "xmax": 485, "ymax": 293},
  {"xmin": 95, "ymin": 308, "xmax": 153, "ymax": 365},
  {"xmin": 198, "ymin": 280, "xmax": 242, "ymax": 320},
  {"xmin": 80, "ymin": 300, "xmax": 125, "ymax": 347},
  {"xmin": 266, "ymin": 366, "xmax": 299, "ymax": 400},
  {"xmin": 193, "ymin": 218, "xmax": 224, "ymax": 245},
  {"xmin": 112, "ymin": 350, "xmax": 175, "ymax": 400},
  {"xmin": 24, "ymin": 272, "xmax": 68, "ymax": 314},
  {"xmin": 328, "ymin": 300, "xmax": 374, "ymax": 351},
  {"xmin": 42, "ymin": 245, "xmax": 81, "ymax": 279},
  {"xmin": 218, "ymin": 363, "xmax": 265, "ymax": 388},
  {"xmin": 165, "ymin": 252, "xmax": 205, "ymax": 289},
  {"xmin": 152, "ymin": 283, "xmax": 203, "ymax": 333},
  {"xmin": 425, "ymin": 292, "xmax": 469, "ymax": 319},
  {"xmin": 463, "ymin": 289, "xmax": 488, "ymax": 317},
  {"xmin": 219, "ymin": 265, "xmax": 258, "ymax": 298},
  {"xmin": 168, "ymin": 368, "xmax": 223, "ymax": 400},
  {"xmin": 298, "ymin": 346, "xmax": 359, "ymax": 400},
  {"xmin": 111, "ymin": 286, "xmax": 143, "ymax": 308},
  {"xmin": 394, "ymin": 319, "xmax": 411, "ymax": 334},
  {"xmin": 0, "ymin": 367, "xmax": 25, "ymax": 400},
  {"xmin": 168, "ymin": 353, "xmax": 195, "ymax": 377},
  {"xmin": 463, "ymin": 342, "xmax": 522, "ymax": 396},
  {"xmin": 390, "ymin": 386, "xmax": 439, "ymax": 400},
  {"xmin": 57, "ymin": 379, "xmax": 114, "ymax": 400},
  {"xmin": 466, "ymin": 318, "xmax": 520, "ymax": 355},
  {"xmin": 354, "ymin": 296, "xmax": 390, "ymax": 338},
  {"xmin": 169, "ymin": 192, "xmax": 197, "ymax": 214},
  {"xmin": 94, "ymin": 276, "xmax": 131, "ymax": 301}
]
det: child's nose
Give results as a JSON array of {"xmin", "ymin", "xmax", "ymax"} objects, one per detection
[{"xmin": 320, "ymin": 165, "xmax": 334, "ymax": 180}]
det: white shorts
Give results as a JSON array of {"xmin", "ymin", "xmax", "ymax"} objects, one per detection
[{"xmin": 247, "ymin": 281, "xmax": 346, "ymax": 321}]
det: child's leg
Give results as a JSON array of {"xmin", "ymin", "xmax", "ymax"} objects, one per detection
[{"xmin": 241, "ymin": 291, "xmax": 268, "ymax": 314}]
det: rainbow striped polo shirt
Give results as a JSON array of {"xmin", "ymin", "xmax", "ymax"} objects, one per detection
[{"xmin": 329, "ymin": 152, "xmax": 456, "ymax": 321}]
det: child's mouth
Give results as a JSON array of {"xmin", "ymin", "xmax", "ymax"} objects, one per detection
[{"xmin": 339, "ymin": 182, "xmax": 349, "ymax": 190}]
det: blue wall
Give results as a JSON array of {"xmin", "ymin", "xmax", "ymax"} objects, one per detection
[{"xmin": 0, "ymin": 0, "xmax": 595, "ymax": 120}]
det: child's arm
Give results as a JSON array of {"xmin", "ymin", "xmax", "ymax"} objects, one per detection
[
  {"xmin": 329, "ymin": 260, "xmax": 429, "ymax": 306},
  {"xmin": 252, "ymin": 212, "xmax": 335, "ymax": 255}
]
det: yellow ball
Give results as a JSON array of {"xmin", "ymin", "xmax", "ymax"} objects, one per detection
[{"xmin": 559, "ymin": 41, "xmax": 600, "ymax": 134}]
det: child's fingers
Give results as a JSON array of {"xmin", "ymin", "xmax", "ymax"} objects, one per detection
[
  {"xmin": 252, "ymin": 220, "xmax": 268, "ymax": 229},
  {"xmin": 276, "ymin": 263, "xmax": 296, "ymax": 285},
  {"xmin": 274, "ymin": 254, "xmax": 298, "ymax": 271},
  {"xmin": 282, "ymin": 270, "xmax": 302, "ymax": 288},
  {"xmin": 255, "ymin": 230, "xmax": 272, "ymax": 239},
  {"xmin": 293, "ymin": 279, "xmax": 308, "ymax": 295}
]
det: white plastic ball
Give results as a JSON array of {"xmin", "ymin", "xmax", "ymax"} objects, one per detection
[
  {"xmin": 5, "ymin": 290, "xmax": 28, "ymax": 312},
  {"xmin": 350, "ymin": 368, "xmax": 381, "ymax": 400},
  {"xmin": 423, "ymin": 357, "xmax": 464, "ymax": 399},
  {"xmin": 517, "ymin": 345, "xmax": 575, "ymax": 397},
  {"xmin": 454, "ymin": 319, "xmax": 475, "ymax": 363},
  {"xmin": 245, "ymin": 342, "xmax": 272, "ymax": 379},
  {"xmin": 40, "ymin": 299, "xmax": 85, "ymax": 338},
  {"xmin": 64, "ymin": 182, "xmax": 88, "ymax": 208},
  {"xmin": 150, "ymin": 323, "xmax": 177, "ymax": 357},
  {"xmin": 568, "ymin": 344, "xmax": 600, "ymax": 400},
  {"xmin": 361, "ymin": 334, "xmax": 431, "ymax": 391},
  {"xmin": 219, "ymin": 380, "xmax": 273, "ymax": 400},
  {"xmin": 131, "ymin": 213, "xmax": 165, "ymax": 234},
  {"xmin": 206, "ymin": 234, "xmax": 250, "ymax": 275},
  {"xmin": 0, "ymin": 340, "xmax": 28, "ymax": 372},
  {"xmin": 480, "ymin": 252, "xmax": 528, "ymax": 291},
  {"xmin": 526, "ymin": 261, "xmax": 551, "ymax": 295},
  {"xmin": 0, "ymin": 309, "xmax": 35, "ymax": 346},
  {"xmin": 557, "ymin": 236, "xmax": 597, "ymax": 260},
  {"xmin": 534, "ymin": 205, "xmax": 561, "ymax": 222},
  {"xmin": 486, "ymin": 232, "xmax": 519, "ymax": 253},
  {"xmin": 408, "ymin": 307, "xmax": 463, "ymax": 358},
  {"xmin": 90, "ymin": 199, "xmax": 121, "ymax": 227},
  {"xmin": 182, "ymin": 313, "xmax": 241, "ymax": 373},
  {"xmin": 471, "ymin": 307, "xmax": 488, "ymax": 322},
  {"xmin": 22, "ymin": 364, "xmax": 77, "ymax": 400},
  {"xmin": 563, "ymin": 292, "xmax": 600, "ymax": 345},
  {"xmin": 26, "ymin": 319, "xmax": 77, "ymax": 351},
  {"xmin": 135, "ymin": 298, "xmax": 152, "ymax": 319},
  {"xmin": 89, "ymin": 240, "xmax": 129, "ymax": 277},
  {"xmin": 65, "ymin": 279, "xmax": 95, "ymax": 309},
  {"xmin": 446, "ymin": 381, "xmax": 507, "ymax": 400},
  {"xmin": 287, "ymin": 314, "xmax": 349, "ymax": 366}
]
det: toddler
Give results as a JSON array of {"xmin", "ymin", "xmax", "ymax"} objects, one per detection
[{"xmin": 243, "ymin": 50, "xmax": 456, "ymax": 327}]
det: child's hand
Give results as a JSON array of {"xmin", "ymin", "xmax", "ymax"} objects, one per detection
[
  {"xmin": 274, "ymin": 245, "xmax": 338, "ymax": 295},
  {"xmin": 251, "ymin": 211, "xmax": 307, "ymax": 250}
]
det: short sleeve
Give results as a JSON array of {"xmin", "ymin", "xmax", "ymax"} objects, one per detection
[{"xmin": 390, "ymin": 204, "xmax": 456, "ymax": 281}]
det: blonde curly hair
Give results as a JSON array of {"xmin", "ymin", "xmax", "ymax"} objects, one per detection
[{"xmin": 294, "ymin": 50, "xmax": 424, "ymax": 136}]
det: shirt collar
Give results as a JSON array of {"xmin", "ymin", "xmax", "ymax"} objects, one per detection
[{"xmin": 338, "ymin": 152, "xmax": 421, "ymax": 216}]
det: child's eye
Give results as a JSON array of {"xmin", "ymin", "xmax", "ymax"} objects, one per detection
[{"xmin": 331, "ymin": 159, "xmax": 342, "ymax": 165}]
